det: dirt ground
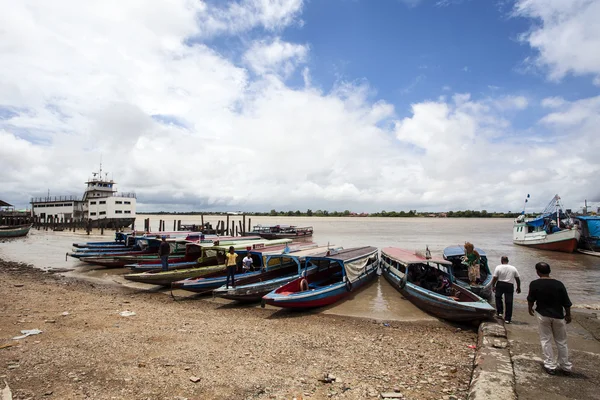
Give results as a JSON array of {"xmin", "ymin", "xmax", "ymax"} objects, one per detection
[{"xmin": 0, "ymin": 259, "xmax": 478, "ymax": 400}]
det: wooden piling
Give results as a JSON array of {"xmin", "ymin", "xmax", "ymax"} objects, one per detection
[
  {"xmin": 243, "ymin": 214, "xmax": 246, "ymax": 235},
  {"xmin": 201, "ymin": 215, "xmax": 204, "ymax": 229},
  {"xmin": 226, "ymin": 215, "xmax": 230, "ymax": 235}
]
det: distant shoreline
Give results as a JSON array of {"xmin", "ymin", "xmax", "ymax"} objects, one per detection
[{"xmin": 137, "ymin": 211, "xmax": 523, "ymax": 218}]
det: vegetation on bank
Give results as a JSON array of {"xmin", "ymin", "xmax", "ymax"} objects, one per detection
[{"xmin": 139, "ymin": 209, "xmax": 524, "ymax": 218}]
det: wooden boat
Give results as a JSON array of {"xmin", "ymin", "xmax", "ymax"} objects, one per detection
[
  {"xmin": 210, "ymin": 246, "xmax": 332, "ymax": 301},
  {"xmin": 443, "ymin": 246, "xmax": 493, "ymax": 298},
  {"xmin": 170, "ymin": 243, "xmax": 320, "ymax": 292},
  {"xmin": 0, "ymin": 224, "xmax": 32, "ymax": 238},
  {"xmin": 244, "ymin": 224, "xmax": 313, "ymax": 240},
  {"xmin": 80, "ymin": 240, "xmax": 191, "ymax": 268},
  {"xmin": 127, "ymin": 239, "xmax": 300, "ymax": 272},
  {"xmin": 124, "ymin": 239, "xmax": 293, "ymax": 286},
  {"xmin": 578, "ymin": 249, "xmax": 600, "ymax": 257},
  {"xmin": 575, "ymin": 215, "xmax": 600, "ymax": 253},
  {"xmin": 513, "ymin": 194, "xmax": 580, "ymax": 253},
  {"xmin": 69, "ymin": 237, "xmax": 164, "ymax": 259},
  {"xmin": 380, "ymin": 247, "xmax": 494, "ymax": 322},
  {"xmin": 261, "ymin": 246, "xmax": 379, "ymax": 309}
]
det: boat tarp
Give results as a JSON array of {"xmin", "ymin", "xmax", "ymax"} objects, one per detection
[
  {"xmin": 579, "ymin": 217, "xmax": 600, "ymax": 238},
  {"xmin": 443, "ymin": 245, "xmax": 487, "ymax": 258},
  {"xmin": 344, "ymin": 255, "xmax": 376, "ymax": 284},
  {"xmin": 526, "ymin": 216, "xmax": 548, "ymax": 227}
]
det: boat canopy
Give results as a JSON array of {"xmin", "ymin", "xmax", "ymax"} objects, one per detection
[
  {"xmin": 578, "ymin": 216, "xmax": 600, "ymax": 237},
  {"xmin": 525, "ymin": 214, "xmax": 552, "ymax": 227},
  {"xmin": 305, "ymin": 247, "xmax": 378, "ymax": 284},
  {"xmin": 443, "ymin": 245, "xmax": 487, "ymax": 258}
]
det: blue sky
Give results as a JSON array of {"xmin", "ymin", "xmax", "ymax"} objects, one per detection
[{"xmin": 1, "ymin": 0, "xmax": 599, "ymax": 212}]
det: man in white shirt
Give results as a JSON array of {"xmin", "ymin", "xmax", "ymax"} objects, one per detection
[
  {"xmin": 242, "ymin": 253, "xmax": 254, "ymax": 272},
  {"xmin": 492, "ymin": 256, "xmax": 521, "ymax": 324}
]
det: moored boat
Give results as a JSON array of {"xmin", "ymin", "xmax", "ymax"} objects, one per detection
[
  {"xmin": 443, "ymin": 246, "xmax": 493, "ymax": 298},
  {"xmin": 0, "ymin": 224, "xmax": 32, "ymax": 238},
  {"xmin": 513, "ymin": 194, "xmax": 580, "ymax": 253},
  {"xmin": 381, "ymin": 247, "xmax": 494, "ymax": 322},
  {"xmin": 124, "ymin": 239, "xmax": 294, "ymax": 286},
  {"xmin": 261, "ymin": 246, "xmax": 378, "ymax": 309},
  {"xmin": 244, "ymin": 224, "xmax": 313, "ymax": 240},
  {"xmin": 574, "ymin": 215, "xmax": 600, "ymax": 253},
  {"xmin": 212, "ymin": 246, "xmax": 333, "ymax": 302}
]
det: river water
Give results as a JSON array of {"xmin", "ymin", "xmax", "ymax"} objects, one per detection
[{"xmin": 1, "ymin": 216, "xmax": 599, "ymax": 317}]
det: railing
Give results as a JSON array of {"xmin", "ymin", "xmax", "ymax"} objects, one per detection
[
  {"xmin": 115, "ymin": 192, "xmax": 137, "ymax": 199},
  {"xmin": 31, "ymin": 196, "xmax": 81, "ymax": 203}
]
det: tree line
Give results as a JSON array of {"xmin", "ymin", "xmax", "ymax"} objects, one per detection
[{"xmin": 138, "ymin": 210, "xmax": 523, "ymax": 218}]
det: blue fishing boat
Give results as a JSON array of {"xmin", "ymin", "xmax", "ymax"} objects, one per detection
[
  {"xmin": 575, "ymin": 215, "xmax": 600, "ymax": 255},
  {"xmin": 381, "ymin": 247, "xmax": 494, "ymax": 322},
  {"xmin": 212, "ymin": 246, "xmax": 333, "ymax": 302},
  {"xmin": 261, "ymin": 247, "xmax": 379, "ymax": 309},
  {"xmin": 443, "ymin": 246, "xmax": 493, "ymax": 298}
]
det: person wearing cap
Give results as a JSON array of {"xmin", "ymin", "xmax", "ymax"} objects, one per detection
[
  {"xmin": 159, "ymin": 236, "xmax": 171, "ymax": 271},
  {"xmin": 491, "ymin": 256, "xmax": 521, "ymax": 324}
]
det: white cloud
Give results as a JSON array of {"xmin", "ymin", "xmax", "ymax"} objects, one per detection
[
  {"xmin": 515, "ymin": 0, "xmax": 600, "ymax": 83},
  {"xmin": 197, "ymin": 0, "xmax": 304, "ymax": 36},
  {"xmin": 0, "ymin": 0, "xmax": 599, "ymax": 213},
  {"xmin": 243, "ymin": 38, "xmax": 308, "ymax": 77},
  {"xmin": 541, "ymin": 96, "xmax": 566, "ymax": 108}
]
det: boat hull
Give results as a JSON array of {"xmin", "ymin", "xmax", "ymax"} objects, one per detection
[
  {"xmin": 382, "ymin": 268, "xmax": 493, "ymax": 322},
  {"xmin": 513, "ymin": 236, "xmax": 579, "ymax": 253},
  {"xmin": 124, "ymin": 265, "xmax": 225, "ymax": 286},
  {"xmin": 262, "ymin": 264, "xmax": 377, "ymax": 309},
  {"xmin": 0, "ymin": 224, "xmax": 32, "ymax": 238}
]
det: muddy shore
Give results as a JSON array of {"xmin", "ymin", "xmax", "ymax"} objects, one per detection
[{"xmin": 0, "ymin": 259, "xmax": 477, "ymax": 400}]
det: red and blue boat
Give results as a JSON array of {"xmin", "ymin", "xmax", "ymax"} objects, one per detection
[{"xmin": 261, "ymin": 246, "xmax": 379, "ymax": 309}]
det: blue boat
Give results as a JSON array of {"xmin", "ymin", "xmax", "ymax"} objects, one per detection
[
  {"xmin": 213, "ymin": 246, "xmax": 333, "ymax": 302},
  {"xmin": 575, "ymin": 215, "xmax": 600, "ymax": 254},
  {"xmin": 381, "ymin": 247, "xmax": 494, "ymax": 322},
  {"xmin": 262, "ymin": 247, "xmax": 379, "ymax": 309},
  {"xmin": 443, "ymin": 245, "xmax": 493, "ymax": 298}
]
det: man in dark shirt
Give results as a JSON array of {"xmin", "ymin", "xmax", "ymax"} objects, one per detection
[
  {"xmin": 159, "ymin": 236, "xmax": 171, "ymax": 272},
  {"xmin": 527, "ymin": 262, "xmax": 572, "ymax": 375}
]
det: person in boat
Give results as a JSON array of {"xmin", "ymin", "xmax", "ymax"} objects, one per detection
[
  {"xmin": 491, "ymin": 256, "xmax": 521, "ymax": 324},
  {"xmin": 463, "ymin": 242, "xmax": 480, "ymax": 286},
  {"xmin": 242, "ymin": 252, "xmax": 254, "ymax": 272},
  {"xmin": 159, "ymin": 236, "xmax": 171, "ymax": 272},
  {"xmin": 433, "ymin": 272, "xmax": 451, "ymax": 295},
  {"xmin": 225, "ymin": 246, "xmax": 238, "ymax": 288},
  {"xmin": 527, "ymin": 262, "xmax": 572, "ymax": 375},
  {"xmin": 423, "ymin": 268, "xmax": 439, "ymax": 291}
]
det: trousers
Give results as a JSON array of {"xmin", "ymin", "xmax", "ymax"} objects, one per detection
[
  {"xmin": 536, "ymin": 312, "xmax": 572, "ymax": 371},
  {"xmin": 160, "ymin": 255, "xmax": 169, "ymax": 271},
  {"xmin": 495, "ymin": 281, "xmax": 514, "ymax": 321},
  {"xmin": 226, "ymin": 265, "xmax": 236, "ymax": 288}
]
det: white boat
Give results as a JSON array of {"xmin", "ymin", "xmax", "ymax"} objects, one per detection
[
  {"xmin": 513, "ymin": 194, "xmax": 580, "ymax": 253},
  {"xmin": 30, "ymin": 164, "xmax": 136, "ymax": 229}
]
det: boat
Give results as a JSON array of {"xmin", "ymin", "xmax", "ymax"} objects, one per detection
[
  {"xmin": 69, "ymin": 237, "xmax": 164, "ymax": 259},
  {"xmin": 124, "ymin": 239, "xmax": 293, "ymax": 286},
  {"xmin": 261, "ymin": 246, "xmax": 379, "ymax": 309},
  {"xmin": 210, "ymin": 246, "xmax": 333, "ymax": 301},
  {"xmin": 0, "ymin": 224, "xmax": 32, "ymax": 238},
  {"xmin": 381, "ymin": 247, "xmax": 494, "ymax": 322},
  {"xmin": 443, "ymin": 246, "xmax": 493, "ymax": 298},
  {"xmin": 244, "ymin": 224, "xmax": 313, "ymax": 240},
  {"xmin": 30, "ymin": 163, "xmax": 136, "ymax": 229},
  {"xmin": 79, "ymin": 239, "xmax": 192, "ymax": 268},
  {"xmin": 513, "ymin": 194, "xmax": 580, "ymax": 253},
  {"xmin": 574, "ymin": 215, "xmax": 600, "ymax": 253}
]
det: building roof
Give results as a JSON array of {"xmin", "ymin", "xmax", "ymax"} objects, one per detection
[{"xmin": 0, "ymin": 200, "xmax": 14, "ymax": 207}]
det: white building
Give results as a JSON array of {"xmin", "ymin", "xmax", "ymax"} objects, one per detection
[{"xmin": 31, "ymin": 167, "xmax": 137, "ymax": 228}]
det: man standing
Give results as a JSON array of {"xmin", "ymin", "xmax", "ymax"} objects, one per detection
[
  {"xmin": 527, "ymin": 262, "xmax": 573, "ymax": 375},
  {"xmin": 225, "ymin": 246, "xmax": 238, "ymax": 288},
  {"xmin": 159, "ymin": 236, "xmax": 171, "ymax": 272},
  {"xmin": 491, "ymin": 256, "xmax": 521, "ymax": 324}
]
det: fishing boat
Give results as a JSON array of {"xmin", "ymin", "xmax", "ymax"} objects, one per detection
[
  {"xmin": 261, "ymin": 246, "xmax": 378, "ymax": 309},
  {"xmin": 211, "ymin": 246, "xmax": 332, "ymax": 301},
  {"xmin": 513, "ymin": 194, "xmax": 580, "ymax": 253},
  {"xmin": 574, "ymin": 215, "xmax": 600, "ymax": 254},
  {"xmin": 244, "ymin": 224, "xmax": 313, "ymax": 240},
  {"xmin": 443, "ymin": 246, "xmax": 493, "ymax": 298},
  {"xmin": 69, "ymin": 237, "xmax": 164, "ymax": 259},
  {"xmin": 381, "ymin": 247, "xmax": 494, "ymax": 322},
  {"xmin": 79, "ymin": 239, "xmax": 192, "ymax": 268},
  {"xmin": 124, "ymin": 239, "xmax": 293, "ymax": 286},
  {"xmin": 0, "ymin": 224, "xmax": 32, "ymax": 238}
]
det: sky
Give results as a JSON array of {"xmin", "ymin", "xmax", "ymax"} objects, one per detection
[{"xmin": 1, "ymin": 0, "xmax": 599, "ymax": 213}]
